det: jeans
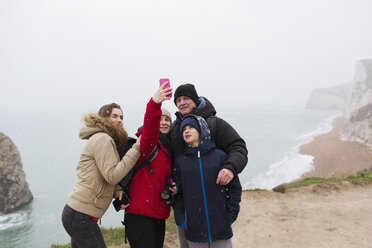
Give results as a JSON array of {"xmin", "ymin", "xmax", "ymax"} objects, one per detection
[{"xmin": 61, "ymin": 204, "xmax": 106, "ymax": 248}]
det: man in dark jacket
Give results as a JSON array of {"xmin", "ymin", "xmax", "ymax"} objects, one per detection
[
  {"xmin": 171, "ymin": 83, "xmax": 247, "ymax": 248},
  {"xmin": 170, "ymin": 83, "xmax": 248, "ymax": 185}
]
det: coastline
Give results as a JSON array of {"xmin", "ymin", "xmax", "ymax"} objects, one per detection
[{"xmin": 299, "ymin": 117, "xmax": 372, "ymax": 178}]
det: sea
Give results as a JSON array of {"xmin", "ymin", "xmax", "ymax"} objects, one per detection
[{"xmin": 0, "ymin": 103, "xmax": 340, "ymax": 248}]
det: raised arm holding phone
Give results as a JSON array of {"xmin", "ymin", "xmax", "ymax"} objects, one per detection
[{"xmin": 123, "ymin": 81, "xmax": 175, "ymax": 248}]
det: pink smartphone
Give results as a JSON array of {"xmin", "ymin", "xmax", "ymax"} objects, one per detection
[{"xmin": 159, "ymin": 78, "xmax": 172, "ymax": 98}]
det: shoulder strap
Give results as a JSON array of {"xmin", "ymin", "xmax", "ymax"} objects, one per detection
[{"xmin": 133, "ymin": 144, "xmax": 158, "ymax": 174}]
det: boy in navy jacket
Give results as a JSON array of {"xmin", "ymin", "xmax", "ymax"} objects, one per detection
[{"xmin": 173, "ymin": 115, "xmax": 242, "ymax": 248}]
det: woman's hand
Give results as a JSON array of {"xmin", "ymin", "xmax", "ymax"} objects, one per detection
[
  {"xmin": 153, "ymin": 81, "xmax": 173, "ymax": 104},
  {"xmin": 135, "ymin": 135, "xmax": 141, "ymax": 146}
]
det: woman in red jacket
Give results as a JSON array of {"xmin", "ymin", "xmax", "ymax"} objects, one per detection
[{"xmin": 124, "ymin": 82, "xmax": 174, "ymax": 248}]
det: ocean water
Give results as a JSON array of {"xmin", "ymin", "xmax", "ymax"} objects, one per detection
[{"xmin": 0, "ymin": 103, "xmax": 340, "ymax": 248}]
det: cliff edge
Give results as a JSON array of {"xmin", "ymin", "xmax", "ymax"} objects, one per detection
[
  {"xmin": 305, "ymin": 82, "xmax": 352, "ymax": 110},
  {"xmin": 341, "ymin": 60, "xmax": 372, "ymax": 147},
  {"xmin": 0, "ymin": 132, "xmax": 33, "ymax": 214}
]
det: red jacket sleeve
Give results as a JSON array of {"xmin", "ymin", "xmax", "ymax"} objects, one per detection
[{"xmin": 138, "ymin": 98, "xmax": 162, "ymax": 159}]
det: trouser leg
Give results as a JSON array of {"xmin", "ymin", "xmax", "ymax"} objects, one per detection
[
  {"xmin": 125, "ymin": 213, "xmax": 165, "ymax": 248},
  {"xmin": 177, "ymin": 225, "xmax": 190, "ymax": 248},
  {"xmin": 61, "ymin": 204, "xmax": 106, "ymax": 248},
  {"xmin": 187, "ymin": 239, "xmax": 232, "ymax": 248}
]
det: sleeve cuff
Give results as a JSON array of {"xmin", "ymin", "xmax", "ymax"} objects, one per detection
[{"xmin": 180, "ymin": 221, "xmax": 186, "ymax": 229}]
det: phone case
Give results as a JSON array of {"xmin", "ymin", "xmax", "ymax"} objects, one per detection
[{"xmin": 159, "ymin": 78, "xmax": 172, "ymax": 98}]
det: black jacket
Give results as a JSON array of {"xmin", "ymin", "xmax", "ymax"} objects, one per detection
[
  {"xmin": 170, "ymin": 97, "xmax": 248, "ymax": 175},
  {"xmin": 173, "ymin": 115, "xmax": 242, "ymax": 243}
]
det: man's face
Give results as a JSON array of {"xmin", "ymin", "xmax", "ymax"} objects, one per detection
[{"xmin": 176, "ymin": 96, "xmax": 197, "ymax": 117}]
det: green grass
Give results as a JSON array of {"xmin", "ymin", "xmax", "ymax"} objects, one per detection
[
  {"xmin": 284, "ymin": 169, "xmax": 372, "ymax": 189},
  {"xmin": 50, "ymin": 227, "xmax": 125, "ymax": 248},
  {"xmin": 51, "ymin": 211, "xmax": 177, "ymax": 248}
]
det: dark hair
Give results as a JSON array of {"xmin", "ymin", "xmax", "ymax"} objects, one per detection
[{"xmin": 98, "ymin": 103, "xmax": 122, "ymax": 118}]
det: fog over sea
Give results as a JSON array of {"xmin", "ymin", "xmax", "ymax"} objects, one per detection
[{"xmin": 0, "ymin": 103, "xmax": 340, "ymax": 248}]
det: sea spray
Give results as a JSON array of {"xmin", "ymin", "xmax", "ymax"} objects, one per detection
[
  {"xmin": 0, "ymin": 212, "xmax": 28, "ymax": 231},
  {"xmin": 244, "ymin": 114, "xmax": 341, "ymax": 190}
]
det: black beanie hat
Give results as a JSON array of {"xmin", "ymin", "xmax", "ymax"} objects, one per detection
[{"xmin": 174, "ymin": 83, "xmax": 199, "ymax": 105}]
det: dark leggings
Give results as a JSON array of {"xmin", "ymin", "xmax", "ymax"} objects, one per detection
[
  {"xmin": 61, "ymin": 204, "xmax": 106, "ymax": 248},
  {"xmin": 125, "ymin": 212, "xmax": 165, "ymax": 248}
]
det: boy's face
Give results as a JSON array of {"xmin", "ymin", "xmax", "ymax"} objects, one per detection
[{"xmin": 182, "ymin": 125, "xmax": 200, "ymax": 147}]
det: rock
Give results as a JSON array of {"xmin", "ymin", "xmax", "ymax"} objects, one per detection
[
  {"xmin": 272, "ymin": 183, "xmax": 288, "ymax": 193},
  {"xmin": 341, "ymin": 60, "xmax": 372, "ymax": 147},
  {"xmin": 305, "ymin": 82, "xmax": 353, "ymax": 110},
  {"xmin": 0, "ymin": 132, "xmax": 33, "ymax": 214}
]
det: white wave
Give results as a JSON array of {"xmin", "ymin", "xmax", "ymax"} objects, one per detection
[
  {"xmin": 0, "ymin": 212, "xmax": 28, "ymax": 231},
  {"xmin": 244, "ymin": 114, "xmax": 341, "ymax": 190}
]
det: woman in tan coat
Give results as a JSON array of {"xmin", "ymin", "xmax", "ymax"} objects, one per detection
[{"xmin": 62, "ymin": 103, "xmax": 141, "ymax": 248}]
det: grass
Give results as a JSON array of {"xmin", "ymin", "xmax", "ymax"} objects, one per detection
[
  {"xmin": 284, "ymin": 169, "xmax": 372, "ymax": 189},
  {"xmin": 50, "ymin": 211, "xmax": 177, "ymax": 248},
  {"xmin": 50, "ymin": 227, "xmax": 125, "ymax": 248}
]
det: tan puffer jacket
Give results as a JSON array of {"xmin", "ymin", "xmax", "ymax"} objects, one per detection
[{"xmin": 66, "ymin": 113, "xmax": 140, "ymax": 219}]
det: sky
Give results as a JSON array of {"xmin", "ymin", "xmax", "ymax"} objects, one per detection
[{"xmin": 1, "ymin": 0, "xmax": 372, "ymax": 110}]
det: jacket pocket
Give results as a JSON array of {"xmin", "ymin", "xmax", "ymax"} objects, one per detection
[{"xmin": 95, "ymin": 182, "xmax": 105, "ymax": 203}]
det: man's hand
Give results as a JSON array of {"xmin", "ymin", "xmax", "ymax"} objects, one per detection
[{"xmin": 216, "ymin": 169, "xmax": 234, "ymax": 185}]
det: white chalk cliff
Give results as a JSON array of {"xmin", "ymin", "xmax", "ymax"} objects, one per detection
[
  {"xmin": 305, "ymin": 82, "xmax": 352, "ymax": 110},
  {"xmin": 341, "ymin": 60, "xmax": 372, "ymax": 147}
]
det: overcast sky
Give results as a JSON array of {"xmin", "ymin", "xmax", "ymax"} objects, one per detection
[{"xmin": 1, "ymin": 0, "xmax": 372, "ymax": 109}]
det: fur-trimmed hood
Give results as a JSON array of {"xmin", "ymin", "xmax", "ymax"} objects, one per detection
[{"xmin": 79, "ymin": 113, "xmax": 116, "ymax": 140}]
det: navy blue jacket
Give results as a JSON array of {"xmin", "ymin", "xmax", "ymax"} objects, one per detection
[{"xmin": 173, "ymin": 115, "xmax": 242, "ymax": 243}]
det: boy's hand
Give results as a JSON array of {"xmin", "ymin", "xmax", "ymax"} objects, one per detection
[{"xmin": 216, "ymin": 169, "xmax": 234, "ymax": 185}]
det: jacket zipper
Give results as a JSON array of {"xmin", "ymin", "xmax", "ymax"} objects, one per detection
[
  {"xmin": 198, "ymin": 150, "xmax": 212, "ymax": 243},
  {"xmin": 95, "ymin": 182, "xmax": 105, "ymax": 203}
]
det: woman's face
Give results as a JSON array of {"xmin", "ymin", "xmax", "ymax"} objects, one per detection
[
  {"xmin": 160, "ymin": 115, "xmax": 171, "ymax": 134},
  {"xmin": 110, "ymin": 108, "xmax": 123, "ymax": 126}
]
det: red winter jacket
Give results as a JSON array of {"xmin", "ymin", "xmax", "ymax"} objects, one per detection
[{"xmin": 126, "ymin": 98, "xmax": 172, "ymax": 220}]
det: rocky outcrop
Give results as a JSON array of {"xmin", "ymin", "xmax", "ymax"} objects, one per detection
[
  {"xmin": 305, "ymin": 82, "xmax": 353, "ymax": 110},
  {"xmin": 341, "ymin": 60, "xmax": 372, "ymax": 147},
  {"xmin": 0, "ymin": 132, "xmax": 33, "ymax": 214}
]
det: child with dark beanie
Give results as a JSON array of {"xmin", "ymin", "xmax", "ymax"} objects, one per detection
[{"xmin": 173, "ymin": 115, "xmax": 242, "ymax": 248}]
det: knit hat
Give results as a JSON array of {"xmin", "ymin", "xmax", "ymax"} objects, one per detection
[
  {"xmin": 161, "ymin": 107, "xmax": 172, "ymax": 122},
  {"xmin": 174, "ymin": 83, "xmax": 199, "ymax": 105},
  {"xmin": 180, "ymin": 117, "xmax": 200, "ymax": 134}
]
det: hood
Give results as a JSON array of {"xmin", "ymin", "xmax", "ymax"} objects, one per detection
[
  {"xmin": 194, "ymin": 96, "xmax": 216, "ymax": 119},
  {"xmin": 183, "ymin": 115, "xmax": 216, "ymax": 155},
  {"xmin": 175, "ymin": 96, "xmax": 217, "ymax": 123},
  {"xmin": 79, "ymin": 113, "xmax": 116, "ymax": 140}
]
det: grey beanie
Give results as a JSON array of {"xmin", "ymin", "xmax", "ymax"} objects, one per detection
[{"xmin": 161, "ymin": 108, "xmax": 172, "ymax": 122}]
